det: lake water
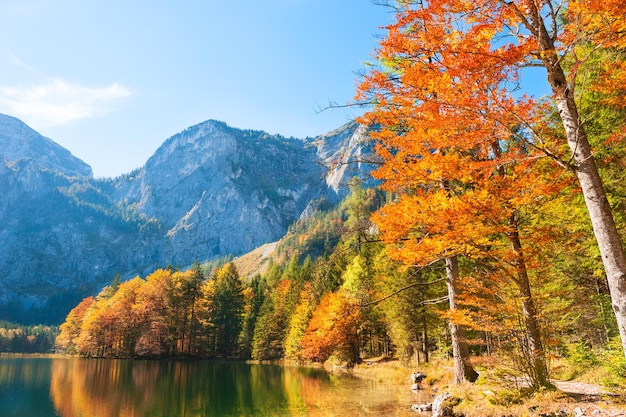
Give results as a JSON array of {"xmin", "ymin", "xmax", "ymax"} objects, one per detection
[{"xmin": 0, "ymin": 357, "xmax": 426, "ymax": 416}]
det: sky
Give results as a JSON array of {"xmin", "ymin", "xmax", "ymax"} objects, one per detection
[{"xmin": 0, "ymin": 0, "xmax": 394, "ymax": 178}]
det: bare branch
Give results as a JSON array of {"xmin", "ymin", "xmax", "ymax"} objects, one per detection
[
  {"xmin": 361, "ymin": 257, "xmax": 449, "ymax": 307},
  {"xmin": 362, "ymin": 285, "xmax": 448, "ymax": 308}
]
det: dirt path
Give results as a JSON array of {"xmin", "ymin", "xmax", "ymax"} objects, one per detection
[
  {"xmin": 553, "ymin": 380, "xmax": 613, "ymax": 396},
  {"xmin": 550, "ymin": 380, "xmax": 625, "ymax": 417}
]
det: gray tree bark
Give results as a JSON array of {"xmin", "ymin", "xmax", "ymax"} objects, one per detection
[
  {"xmin": 446, "ymin": 256, "xmax": 479, "ymax": 384},
  {"xmin": 508, "ymin": 217, "xmax": 550, "ymax": 388},
  {"xmin": 517, "ymin": 2, "xmax": 626, "ymax": 358}
]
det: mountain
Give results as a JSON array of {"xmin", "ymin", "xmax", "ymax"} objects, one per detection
[
  {"xmin": 0, "ymin": 113, "xmax": 92, "ymax": 177},
  {"xmin": 0, "ymin": 115, "xmax": 370, "ymax": 323}
]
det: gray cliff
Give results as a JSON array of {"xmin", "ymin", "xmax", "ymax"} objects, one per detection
[{"xmin": 0, "ymin": 115, "xmax": 370, "ymax": 323}]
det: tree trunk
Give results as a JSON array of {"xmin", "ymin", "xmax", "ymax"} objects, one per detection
[
  {"xmin": 446, "ymin": 256, "xmax": 479, "ymax": 384},
  {"xmin": 508, "ymin": 219, "xmax": 550, "ymax": 389},
  {"xmin": 595, "ymin": 278, "xmax": 611, "ymax": 344},
  {"xmin": 422, "ymin": 315, "xmax": 429, "ymax": 363},
  {"xmin": 490, "ymin": 137, "xmax": 550, "ymax": 387},
  {"xmin": 415, "ymin": 336, "xmax": 421, "ymax": 365},
  {"xmin": 523, "ymin": 5, "xmax": 626, "ymax": 358}
]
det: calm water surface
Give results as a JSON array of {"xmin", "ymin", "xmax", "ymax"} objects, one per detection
[{"xmin": 0, "ymin": 357, "xmax": 425, "ymax": 416}]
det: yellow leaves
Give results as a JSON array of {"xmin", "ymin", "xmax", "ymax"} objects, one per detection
[
  {"xmin": 300, "ymin": 290, "xmax": 361, "ymax": 363},
  {"xmin": 56, "ymin": 296, "xmax": 96, "ymax": 352}
]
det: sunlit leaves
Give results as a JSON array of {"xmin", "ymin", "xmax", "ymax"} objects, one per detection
[
  {"xmin": 300, "ymin": 290, "xmax": 361, "ymax": 364},
  {"xmin": 56, "ymin": 297, "xmax": 95, "ymax": 354},
  {"xmin": 56, "ymin": 263, "xmax": 246, "ymax": 358}
]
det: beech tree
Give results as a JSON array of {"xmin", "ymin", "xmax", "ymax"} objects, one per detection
[
  {"xmin": 300, "ymin": 290, "xmax": 362, "ymax": 364},
  {"xmin": 527, "ymin": 0, "xmax": 626, "ymax": 358},
  {"xmin": 358, "ymin": 0, "xmax": 626, "ymax": 364},
  {"xmin": 56, "ymin": 296, "xmax": 95, "ymax": 354},
  {"xmin": 134, "ymin": 269, "xmax": 172, "ymax": 357}
]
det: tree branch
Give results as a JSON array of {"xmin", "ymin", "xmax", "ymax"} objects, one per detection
[{"xmin": 362, "ymin": 289, "xmax": 448, "ymax": 308}]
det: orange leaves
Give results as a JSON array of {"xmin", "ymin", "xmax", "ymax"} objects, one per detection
[
  {"xmin": 56, "ymin": 296, "xmax": 95, "ymax": 353},
  {"xmin": 590, "ymin": 60, "xmax": 626, "ymax": 108},
  {"xmin": 568, "ymin": 0, "xmax": 626, "ymax": 49},
  {"xmin": 300, "ymin": 290, "xmax": 361, "ymax": 363},
  {"xmin": 373, "ymin": 185, "xmax": 524, "ymax": 268},
  {"xmin": 356, "ymin": 0, "xmax": 574, "ymax": 276},
  {"xmin": 565, "ymin": 1, "xmax": 626, "ymax": 113}
]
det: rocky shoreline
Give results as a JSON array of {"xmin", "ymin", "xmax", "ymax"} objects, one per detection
[{"xmin": 404, "ymin": 370, "xmax": 625, "ymax": 417}]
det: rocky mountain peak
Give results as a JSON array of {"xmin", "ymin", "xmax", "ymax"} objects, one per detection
[
  {"xmin": 0, "ymin": 116, "xmax": 371, "ymax": 324},
  {"xmin": 0, "ymin": 113, "xmax": 92, "ymax": 178}
]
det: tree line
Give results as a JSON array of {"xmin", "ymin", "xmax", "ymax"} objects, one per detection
[
  {"xmin": 57, "ymin": 181, "xmax": 624, "ymax": 388},
  {"xmin": 0, "ymin": 321, "xmax": 58, "ymax": 353},
  {"xmin": 56, "ymin": 262, "xmax": 244, "ymax": 358}
]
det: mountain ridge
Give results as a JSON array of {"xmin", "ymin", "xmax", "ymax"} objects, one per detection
[
  {"xmin": 0, "ymin": 113, "xmax": 92, "ymax": 178},
  {"xmin": 0, "ymin": 115, "xmax": 371, "ymax": 323}
]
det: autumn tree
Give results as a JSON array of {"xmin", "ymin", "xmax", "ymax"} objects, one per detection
[
  {"xmin": 103, "ymin": 277, "xmax": 144, "ymax": 357},
  {"xmin": 56, "ymin": 296, "xmax": 95, "ymax": 354},
  {"xmin": 284, "ymin": 282, "xmax": 317, "ymax": 360},
  {"xmin": 356, "ymin": 0, "xmax": 606, "ymax": 387},
  {"xmin": 133, "ymin": 269, "xmax": 172, "ymax": 357},
  {"xmin": 301, "ymin": 290, "xmax": 362, "ymax": 365},
  {"xmin": 522, "ymin": 0, "xmax": 626, "ymax": 359},
  {"xmin": 561, "ymin": 40, "xmax": 626, "ymax": 345},
  {"xmin": 360, "ymin": 0, "xmax": 626, "ymax": 357},
  {"xmin": 74, "ymin": 293, "xmax": 109, "ymax": 357}
]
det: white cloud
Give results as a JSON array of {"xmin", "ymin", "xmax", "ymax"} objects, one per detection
[{"xmin": 0, "ymin": 78, "xmax": 131, "ymax": 127}]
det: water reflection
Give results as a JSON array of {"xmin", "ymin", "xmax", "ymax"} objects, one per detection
[
  {"xmin": 0, "ymin": 357, "xmax": 57, "ymax": 417},
  {"xmin": 50, "ymin": 359, "xmax": 323, "ymax": 417},
  {"xmin": 0, "ymin": 357, "xmax": 419, "ymax": 417}
]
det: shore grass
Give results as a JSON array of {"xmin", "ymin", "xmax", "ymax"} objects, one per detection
[{"xmin": 343, "ymin": 355, "xmax": 626, "ymax": 417}]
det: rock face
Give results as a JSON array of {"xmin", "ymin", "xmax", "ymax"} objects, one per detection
[
  {"xmin": 0, "ymin": 115, "xmax": 370, "ymax": 323},
  {"xmin": 0, "ymin": 114, "xmax": 92, "ymax": 178}
]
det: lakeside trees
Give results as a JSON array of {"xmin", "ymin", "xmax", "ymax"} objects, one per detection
[
  {"xmin": 54, "ymin": 1, "xmax": 626, "ymax": 389},
  {"xmin": 56, "ymin": 178, "xmax": 626, "ymax": 388},
  {"xmin": 0, "ymin": 321, "xmax": 58, "ymax": 353},
  {"xmin": 57, "ymin": 264, "xmax": 245, "ymax": 358},
  {"xmin": 355, "ymin": 0, "xmax": 626, "ymax": 386}
]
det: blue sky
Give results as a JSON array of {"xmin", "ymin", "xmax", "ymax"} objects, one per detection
[{"xmin": 0, "ymin": 1, "xmax": 393, "ymax": 178}]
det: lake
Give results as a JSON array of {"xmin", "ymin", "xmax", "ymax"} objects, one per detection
[{"xmin": 0, "ymin": 357, "xmax": 426, "ymax": 416}]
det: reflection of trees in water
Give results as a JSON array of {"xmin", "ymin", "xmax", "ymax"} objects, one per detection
[
  {"xmin": 49, "ymin": 359, "xmax": 330, "ymax": 417},
  {"xmin": 0, "ymin": 358, "xmax": 56, "ymax": 417},
  {"xmin": 0, "ymin": 358, "xmax": 50, "ymax": 386},
  {"xmin": 50, "ymin": 358, "xmax": 140, "ymax": 417},
  {"xmin": 299, "ymin": 372, "xmax": 420, "ymax": 417},
  {"xmin": 49, "ymin": 358, "xmax": 409, "ymax": 417}
]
